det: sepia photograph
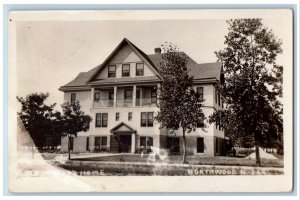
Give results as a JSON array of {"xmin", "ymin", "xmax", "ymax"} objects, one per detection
[{"xmin": 7, "ymin": 9, "xmax": 294, "ymax": 192}]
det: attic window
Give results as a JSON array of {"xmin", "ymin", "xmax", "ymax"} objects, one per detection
[
  {"xmin": 122, "ymin": 64, "xmax": 130, "ymax": 77},
  {"xmin": 136, "ymin": 63, "xmax": 144, "ymax": 76},
  {"xmin": 108, "ymin": 65, "xmax": 116, "ymax": 78}
]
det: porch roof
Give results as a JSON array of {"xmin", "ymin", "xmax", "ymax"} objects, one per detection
[{"xmin": 110, "ymin": 122, "xmax": 137, "ymax": 134}]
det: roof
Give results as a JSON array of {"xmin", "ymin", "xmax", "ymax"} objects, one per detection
[
  {"xmin": 147, "ymin": 53, "xmax": 222, "ymax": 80},
  {"xmin": 88, "ymin": 76, "xmax": 160, "ymax": 86},
  {"xmin": 60, "ymin": 38, "xmax": 222, "ymax": 91},
  {"xmin": 110, "ymin": 122, "xmax": 136, "ymax": 133}
]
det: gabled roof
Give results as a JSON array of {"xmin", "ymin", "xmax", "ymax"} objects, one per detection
[
  {"xmin": 147, "ymin": 53, "xmax": 222, "ymax": 80},
  {"xmin": 110, "ymin": 122, "xmax": 136, "ymax": 133},
  {"xmin": 59, "ymin": 38, "xmax": 222, "ymax": 91},
  {"xmin": 86, "ymin": 38, "xmax": 161, "ymax": 83}
]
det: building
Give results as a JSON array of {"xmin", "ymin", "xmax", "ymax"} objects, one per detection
[{"xmin": 59, "ymin": 38, "xmax": 225, "ymax": 156}]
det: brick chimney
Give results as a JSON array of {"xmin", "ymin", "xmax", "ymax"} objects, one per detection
[{"xmin": 154, "ymin": 47, "xmax": 161, "ymax": 54}]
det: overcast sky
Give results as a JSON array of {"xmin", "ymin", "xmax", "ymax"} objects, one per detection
[{"xmin": 15, "ymin": 16, "xmax": 292, "ymax": 109}]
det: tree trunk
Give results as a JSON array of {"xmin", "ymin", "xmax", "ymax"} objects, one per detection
[
  {"xmin": 255, "ymin": 144, "xmax": 261, "ymax": 166},
  {"xmin": 68, "ymin": 136, "xmax": 71, "ymax": 160},
  {"xmin": 182, "ymin": 130, "xmax": 187, "ymax": 164}
]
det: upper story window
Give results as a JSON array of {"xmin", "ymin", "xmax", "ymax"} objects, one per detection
[
  {"xmin": 122, "ymin": 64, "xmax": 130, "ymax": 77},
  {"xmin": 128, "ymin": 112, "xmax": 132, "ymax": 121},
  {"xmin": 151, "ymin": 90, "xmax": 157, "ymax": 103},
  {"xmin": 196, "ymin": 87, "xmax": 204, "ymax": 101},
  {"xmin": 136, "ymin": 63, "xmax": 144, "ymax": 76},
  {"xmin": 71, "ymin": 93, "xmax": 76, "ymax": 104},
  {"xmin": 124, "ymin": 89, "xmax": 133, "ymax": 100},
  {"xmin": 94, "ymin": 92, "xmax": 100, "ymax": 102},
  {"xmin": 96, "ymin": 113, "xmax": 108, "ymax": 127},
  {"xmin": 108, "ymin": 65, "xmax": 116, "ymax": 78},
  {"xmin": 141, "ymin": 112, "xmax": 154, "ymax": 127}
]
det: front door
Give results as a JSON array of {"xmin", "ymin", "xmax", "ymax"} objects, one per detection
[{"xmin": 119, "ymin": 135, "xmax": 131, "ymax": 153}]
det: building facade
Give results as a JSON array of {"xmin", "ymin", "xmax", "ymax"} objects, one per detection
[{"xmin": 59, "ymin": 38, "xmax": 225, "ymax": 156}]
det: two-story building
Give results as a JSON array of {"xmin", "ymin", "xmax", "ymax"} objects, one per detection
[{"xmin": 59, "ymin": 38, "xmax": 225, "ymax": 156}]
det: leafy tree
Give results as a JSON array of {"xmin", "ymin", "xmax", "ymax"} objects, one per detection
[
  {"xmin": 155, "ymin": 43, "xmax": 205, "ymax": 164},
  {"xmin": 17, "ymin": 93, "xmax": 57, "ymax": 149},
  {"xmin": 209, "ymin": 19, "xmax": 283, "ymax": 166},
  {"xmin": 61, "ymin": 101, "xmax": 92, "ymax": 160}
]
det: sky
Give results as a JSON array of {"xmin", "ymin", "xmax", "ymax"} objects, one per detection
[{"xmin": 15, "ymin": 14, "xmax": 292, "ymax": 110}]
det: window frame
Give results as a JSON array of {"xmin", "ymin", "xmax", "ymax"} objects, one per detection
[
  {"xmin": 95, "ymin": 113, "xmax": 108, "ymax": 127},
  {"xmin": 128, "ymin": 112, "xmax": 132, "ymax": 121},
  {"xmin": 136, "ymin": 63, "xmax": 144, "ymax": 76},
  {"xmin": 197, "ymin": 87, "xmax": 204, "ymax": 101},
  {"xmin": 122, "ymin": 64, "xmax": 130, "ymax": 77},
  {"xmin": 116, "ymin": 112, "xmax": 120, "ymax": 121},
  {"xmin": 197, "ymin": 137, "xmax": 204, "ymax": 153},
  {"xmin": 151, "ymin": 90, "xmax": 157, "ymax": 104},
  {"xmin": 141, "ymin": 112, "xmax": 154, "ymax": 127},
  {"xmin": 71, "ymin": 93, "xmax": 76, "ymax": 104},
  {"xmin": 108, "ymin": 65, "xmax": 116, "ymax": 78},
  {"xmin": 124, "ymin": 89, "xmax": 133, "ymax": 100}
]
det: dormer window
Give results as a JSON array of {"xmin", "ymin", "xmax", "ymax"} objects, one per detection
[
  {"xmin": 136, "ymin": 63, "xmax": 144, "ymax": 76},
  {"xmin": 122, "ymin": 64, "xmax": 130, "ymax": 77},
  {"xmin": 108, "ymin": 65, "xmax": 116, "ymax": 78}
]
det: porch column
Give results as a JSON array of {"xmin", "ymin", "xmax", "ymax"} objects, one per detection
[
  {"xmin": 91, "ymin": 88, "xmax": 95, "ymax": 108},
  {"xmin": 132, "ymin": 85, "xmax": 136, "ymax": 107},
  {"xmin": 113, "ymin": 86, "xmax": 117, "ymax": 107},
  {"xmin": 131, "ymin": 134, "xmax": 136, "ymax": 153}
]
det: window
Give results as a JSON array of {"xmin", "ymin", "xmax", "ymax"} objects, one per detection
[
  {"xmin": 215, "ymin": 89, "xmax": 218, "ymax": 104},
  {"xmin": 108, "ymin": 65, "xmax": 116, "ymax": 77},
  {"xmin": 197, "ymin": 119, "xmax": 204, "ymax": 128},
  {"xmin": 148, "ymin": 112, "xmax": 154, "ymax": 126},
  {"xmin": 94, "ymin": 137, "xmax": 107, "ymax": 150},
  {"xmin": 197, "ymin": 137, "xmax": 204, "ymax": 153},
  {"xmin": 197, "ymin": 87, "xmax": 204, "ymax": 101},
  {"xmin": 140, "ymin": 137, "xmax": 153, "ymax": 149},
  {"xmin": 151, "ymin": 90, "xmax": 157, "ymax": 103},
  {"xmin": 128, "ymin": 112, "xmax": 132, "ymax": 121},
  {"xmin": 116, "ymin": 113, "xmax": 120, "ymax": 121},
  {"xmin": 109, "ymin": 91, "xmax": 114, "ymax": 100},
  {"xmin": 141, "ymin": 112, "xmax": 154, "ymax": 127},
  {"xmin": 122, "ymin": 64, "xmax": 130, "ymax": 77},
  {"xmin": 95, "ymin": 113, "xmax": 108, "ymax": 127},
  {"xmin": 218, "ymin": 94, "xmax": 221, "ymax": 106},
  {"xmin": 86, "ymin": 137, "xmax": 89, "ymax": 151},
  {"xmin": 136, "ymin": 63, "xmax": 144, "ymax": 76},
  {"xmin": 124, "ymin": 89, "xmax": 133, "ymax": 100},
  {"xmin": 69, "ymin": 137, "xmax": 74, "ymax": 151},
  {"xmin": 71, "ymin": 93, "xmax": 76, "ymax": 104},
  {"xmin": 94, "ymin": 92, "xmax": 100, "ymax": 102},
  {"xmin": 215, "ymin": 138, "xmax": 219, "ymax": 154}
]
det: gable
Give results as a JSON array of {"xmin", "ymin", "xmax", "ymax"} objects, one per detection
[{"xmin": 92, "ymin": 43, "xmax": 156, "ymax": 80}]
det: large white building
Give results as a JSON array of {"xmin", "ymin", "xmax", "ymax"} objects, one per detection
[{"xmin": 59, "ymin": 38, "xmax": 225, "ymax": 156}]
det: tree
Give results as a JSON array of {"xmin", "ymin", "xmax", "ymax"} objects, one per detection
[
  {"xmin": 61, "ymin": 101, "xmax": 92, "ymax": 160},
  {"xmin": 209, "ymin": 19, "xmax": 283, "ymax": 166},
  {"xmin": 17, "ymin": 93, "xmax": 57, "ymax": 149},
  {"xmin": 155, "ymin": 43, "xmax": 205, "ymax": 164}
]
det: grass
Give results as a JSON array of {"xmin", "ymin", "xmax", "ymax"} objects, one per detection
[{"xmin": 74, "ymin": 154, "xmax": 283, "ymax": 168}]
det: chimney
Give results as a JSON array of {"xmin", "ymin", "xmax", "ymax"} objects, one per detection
[{"xmin": 154, "ymin": 47, "xmax": 161, "ymax": 54}]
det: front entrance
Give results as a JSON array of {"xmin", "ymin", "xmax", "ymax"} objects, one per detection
[
  {"xmin": 119, "ymin": 135, "xmax": 131, "ymax": 153},
  {"xmin": 110, "ymin": 134, "xmax": 132, "ymax": 153},
  {"xmin": 110, "ymin": 122, "xmax": 137, "ymax": 153}
]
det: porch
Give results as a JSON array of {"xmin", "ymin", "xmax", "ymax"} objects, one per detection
[{"xmin": 92, "ymin": 84, "xmax": 158, "ymax": 108}]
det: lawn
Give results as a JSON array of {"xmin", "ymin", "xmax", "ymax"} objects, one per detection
[{"xmin": 74, "ymin": 154, "xmax": 283, "ymax": 168}]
